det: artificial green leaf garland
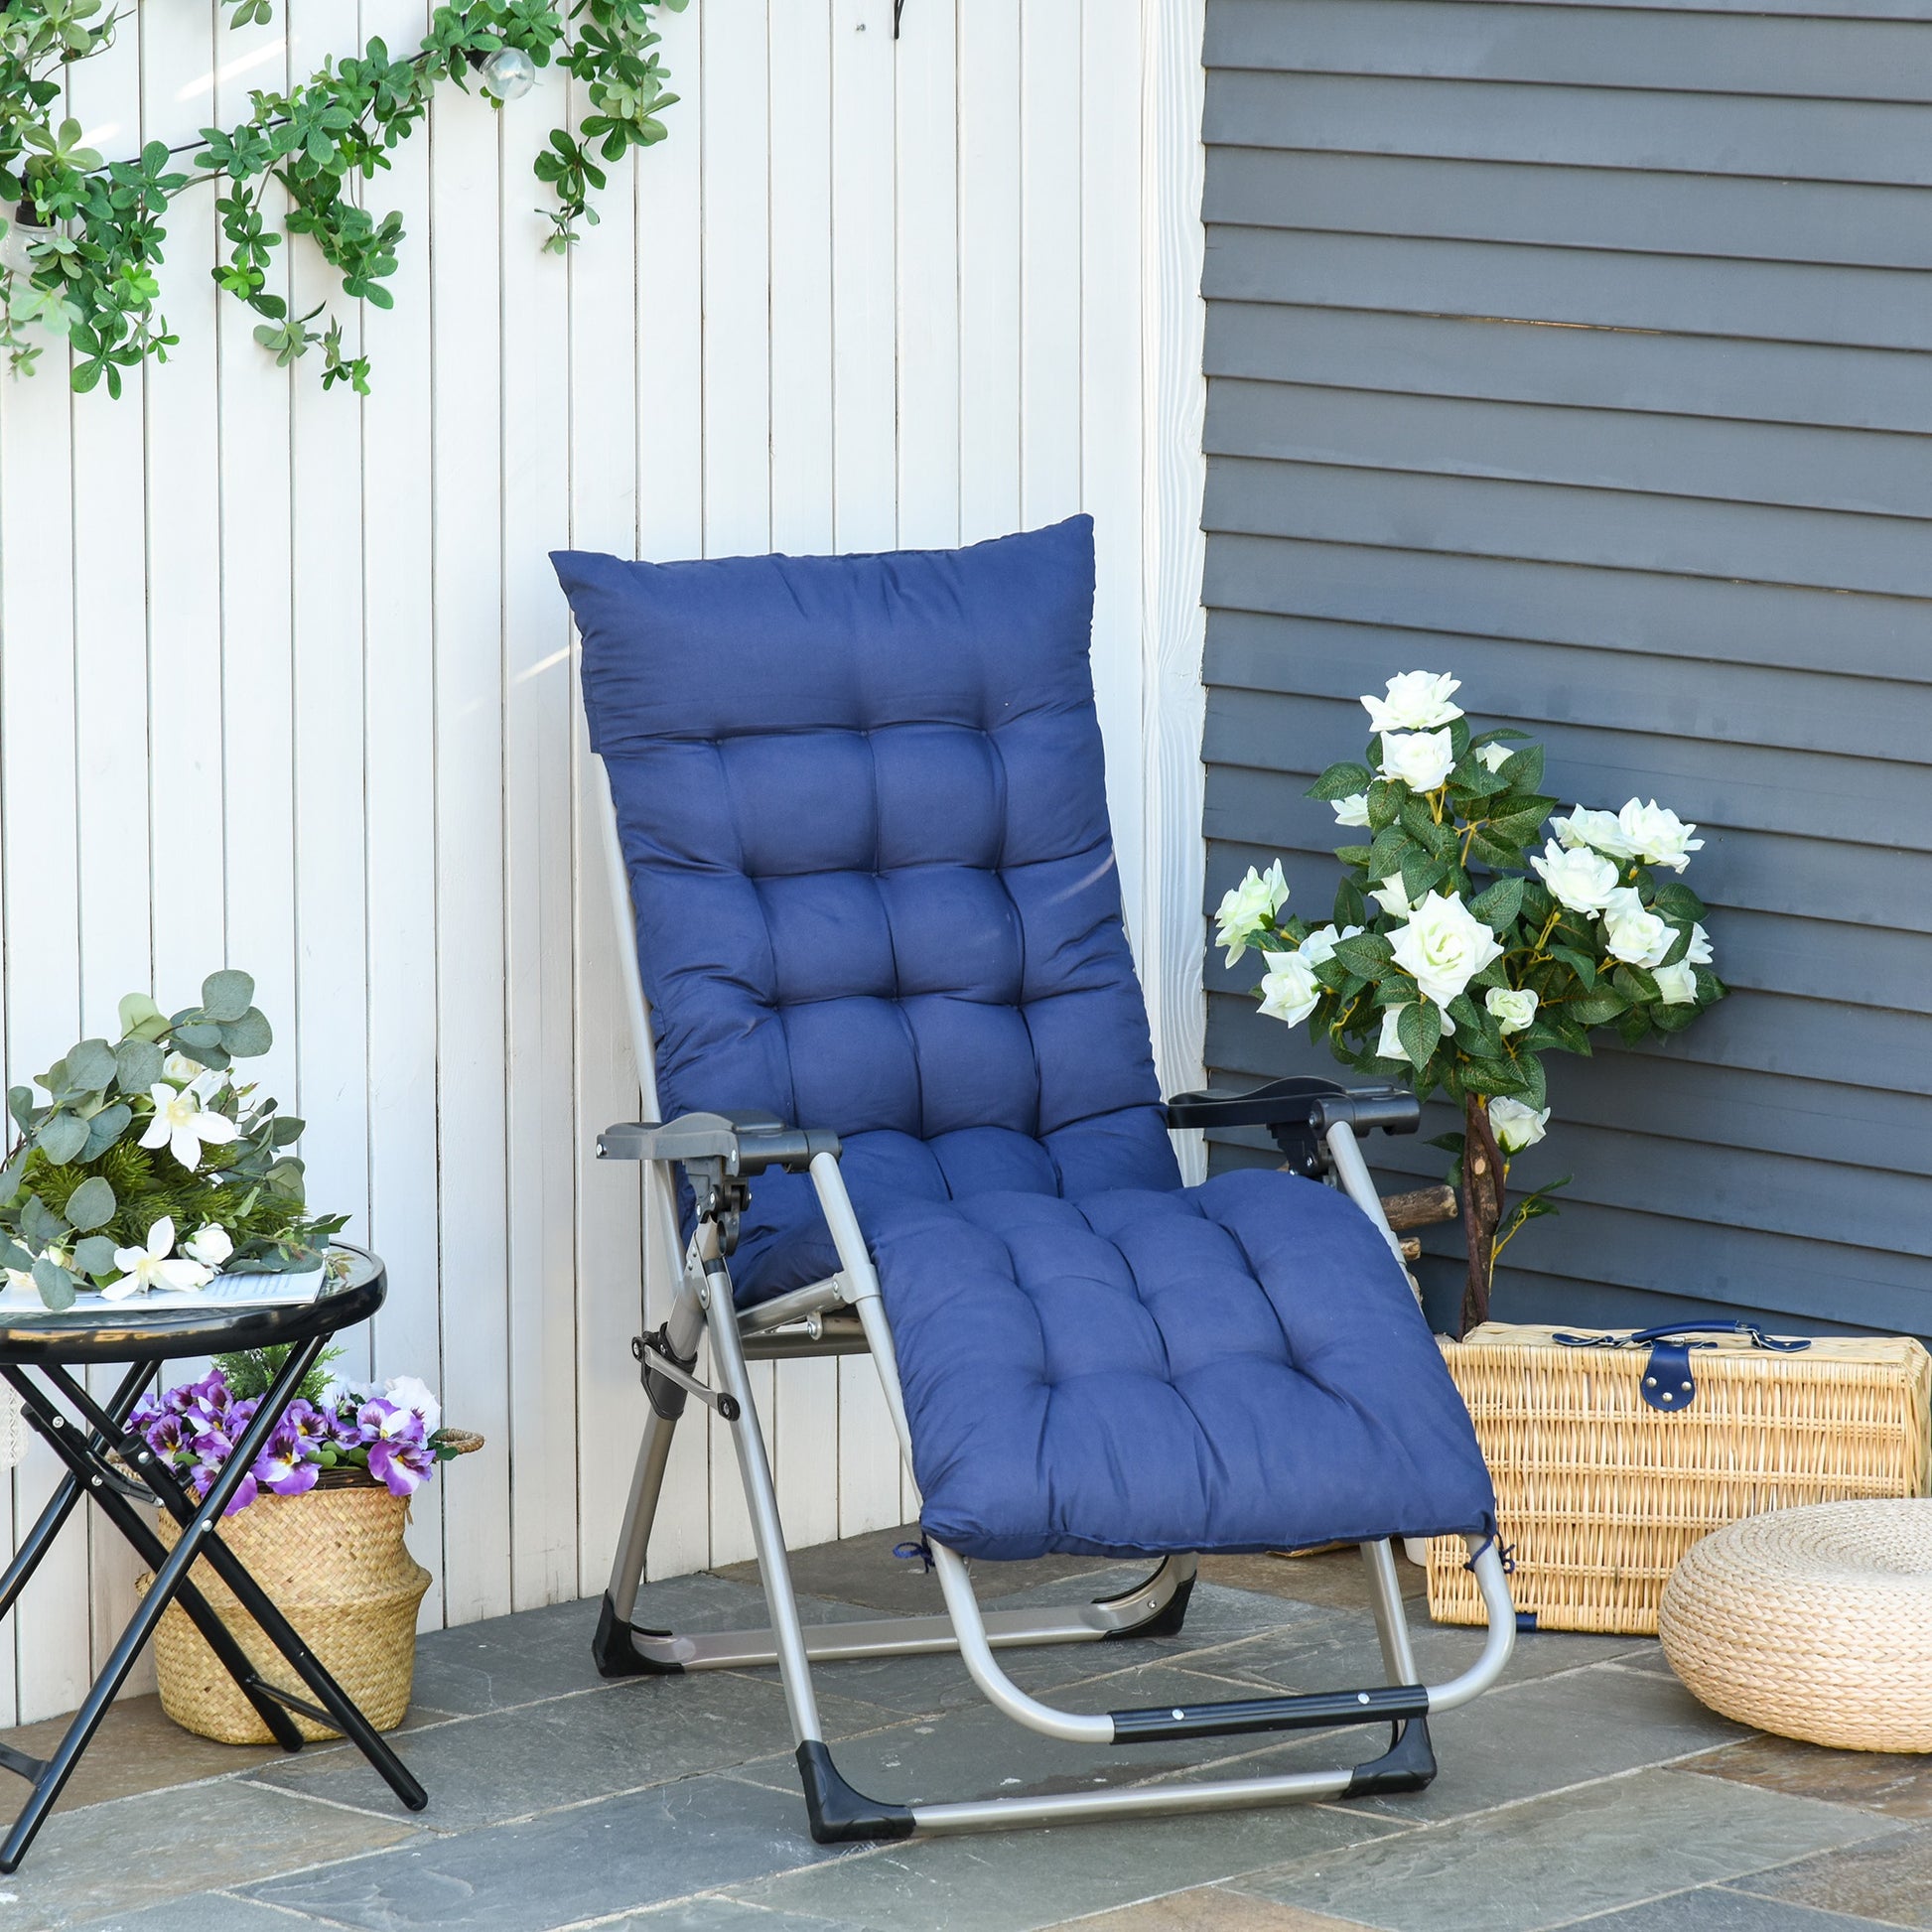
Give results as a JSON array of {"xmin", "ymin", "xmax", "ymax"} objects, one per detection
[{"xmin": 0, "ymin": 0, "xmax": 686, "ymax": 396}]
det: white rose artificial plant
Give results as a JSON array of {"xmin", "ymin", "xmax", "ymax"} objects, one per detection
[{"xmin": 1215, "ymin": 673, "xmax": 1726, "ymax": 1334}]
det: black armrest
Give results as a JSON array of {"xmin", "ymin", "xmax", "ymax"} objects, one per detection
[
  {"xmin": 1165, "ymin": 1077, "xmax": 1419, "ymax": 1178},
  {"xmin": 598, "ymin": 1112, "xmax": 842, "ymax": 1174}
]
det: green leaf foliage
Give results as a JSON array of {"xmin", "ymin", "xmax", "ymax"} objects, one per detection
[
  {"xmin": 31, "ymin": 1256, "xmax": 76, "ymax": 1310},
  {"xmin": 0, "ymin": 969, "xmax": 344, "ymax": 1305},
  {"xmin": 114, "ymin": 1037, "xmax": 164, "ymax": 1093},
  {"xmin": 36, "ymin": 1110, "xmax": 87, "ymax": 1164},
  {"xmin": 0, "ymin": 0, "xmax": 687, "ymax": 391},
  {"xmin": 63, "ymin": 1173, "xmax": 114, "ymax": 1229}
]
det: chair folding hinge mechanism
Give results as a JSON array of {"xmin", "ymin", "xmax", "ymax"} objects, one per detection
[{"xmin": 631, "ymin": 1330, "xmax": 740, "ymax": 1423}]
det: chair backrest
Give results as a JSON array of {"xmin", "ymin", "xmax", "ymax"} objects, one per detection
[{"xmin": 555, "ymin": 517, "xmax": 1180, "ymax": 1296}]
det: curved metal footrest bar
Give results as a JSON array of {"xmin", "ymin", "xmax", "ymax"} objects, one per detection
[
  {"xmin": 593, "ymin": 1555, "xmax": 1198, "ymax": 1677},
  {"xmin": 797, "ymin": 1714, "xmax": 1439, "ymax": 1843}
]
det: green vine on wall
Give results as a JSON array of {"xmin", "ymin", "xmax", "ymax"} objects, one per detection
[{"xmin": 0, "ymin": 0, "xmax": 685, "ymax": 396}]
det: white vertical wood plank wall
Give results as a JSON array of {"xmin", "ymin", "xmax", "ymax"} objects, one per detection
[{"xmin": 0, "ymin": 0, "xmax": 1209, "ymax": 1724}]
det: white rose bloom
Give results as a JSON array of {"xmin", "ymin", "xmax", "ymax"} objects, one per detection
[
  {"xmin": 1297, "ymin": 923, "xmax": 1362, "ymax": 968},
  {"xmin": 1377, "ymin": 729, "xmax": 1456, "ymax": 793},
  {"xmin": 1601, "ymin": 886, "xmax": 1674, "ymax": 969},
  {"xmin": 1473, "ymin": 743, "xmax": 1512, "ymax": 773},
  {"xmin": 1368, "ymin": 875, "xmax": 1414, "ymax": 919},
  {"xmin": 1686, "ymin": 922, "xmax": 1714, "ymax": 967},
  {"xmin": 183, "ymin": 1223, "xmax": 234, "ymax": 1270},
  {"xmin": 1616, "ymin": 797, "xmax": 1703, "ymax": 873},
  {"xmin": 1362, "ymin": 671, "xmax": 1463, "ymax": 735},
  {"xmin": 1213, "ymin": 860, "xmax": 1290, "ymax": 968},
  {"xmin": 1489, "ymin": 1096, "xmax": 1551, "ymax": 1155},
  {"xmin": 1531, "ymin": 839, "xmax": 1619, "ymax": 914},
  {"xmin": 1551, "ymin": 805, "xmax": 1639, "ymax": 860},
  {"xmin": 1258, "ymin": 950, "xmax": 1321, "ymax": 1028},
  {"xmin": 1485, "ymin": 986, "xmax": 1539, "ymax": 1035},
  {"xmin": 1378, "ymin": 1001, "xmax": 1455, "ymax": 1066},
  {"xmin": 1389, "ymin": 890, "xmax": 1505, "ymax": 1009},
  {"xmin": 1329, "ymin": 792, "xmax": 1370, "ymax": 828},
  {"xmin": 163, "ymin": 1050, "xmax": 207, "ymax": 1082},
  {"xmin": 1654, "ymin": 961, "xmax": 1698, "ymax": 1006}
]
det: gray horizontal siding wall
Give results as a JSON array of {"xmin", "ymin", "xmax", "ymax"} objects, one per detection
[{"xmin": 1198, "ymin": 0, "xmax": 1932, "ymax": 1340}]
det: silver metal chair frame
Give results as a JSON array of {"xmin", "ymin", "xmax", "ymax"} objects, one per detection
[{"xmin": 588, "ymin": 755, "xmax": 1516, "ymax": 1841}]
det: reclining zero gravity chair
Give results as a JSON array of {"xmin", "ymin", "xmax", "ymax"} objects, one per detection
[{"xmin": 552, "ymin": 516, "xmax": 1514, "ymax": 1843}]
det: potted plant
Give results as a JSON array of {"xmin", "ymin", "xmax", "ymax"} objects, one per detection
[
  {"xmin": 133, "ymin": 1353, "xmax": 479, "ymax": 1743},
  {"xmin": 1215, "ymin": 670, "xmax": 1726, "ymax": 1334},
  {"xmin": 0, "ymin": 971, "xmax": 342, "ymax": 1308}
]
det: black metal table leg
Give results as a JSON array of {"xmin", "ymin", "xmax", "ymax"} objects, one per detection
[
  {"xmin": 0, "ymin": 1337, "xmax": 354, "ymax": 1870},
  {"xmin": 0, "ymin": 1363, "xmax": 152, "ymax": 1624},
  {"xmin": 10, "ymin": 1371, "xmax": 308, "ymax": 1754},
  {"xmin": 45, "ymin": 1352, "xmax": 429, "ymax": 1816},
  {"xmin": 0, "ymin": 1243, "xmax": 416, "ymax": 1872},
  {"xmin": 44, "ymin": 1355, "xmax": 430, "ymax": 1816}
]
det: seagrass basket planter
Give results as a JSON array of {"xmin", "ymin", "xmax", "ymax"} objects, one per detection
[
  {"xmin": 1426, "ymin": 1324, "xmax": 1932, "ymax": 1636},
  {"xmin": 139, "ymin": 1432, "xmax": 482, "ymax": 1744}
]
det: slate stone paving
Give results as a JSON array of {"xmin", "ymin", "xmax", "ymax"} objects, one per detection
[{"xmin": 0, "ymin": 1532, "xmax": 1921, "ymax": 1932}]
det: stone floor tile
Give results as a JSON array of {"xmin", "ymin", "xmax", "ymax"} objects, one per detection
[
  {"xmin": 1221, "ymin": 1659, "xmax": 1748, "ymax": 1823},
  {"xmin": 1047, "ymin": 1883, "xmax": 1375, "ymax": 1928},
  {"xmin": 0, "ymin": 1780, "xmax": 419, "ymax": 1931},
  {"xmin": 1196, "ymin": 1549, "xmax": 1427, "ymax": 1612},
  {"xmin": 724, "ymin": 1797, "xmax": 1407, "ymax": 1932},
  {"xmin": 0, "ymin": 1689, "xmax": 458, "ymax": 1820},
  {"xmin": 1603, "ymin": 1648, "xmax": 1679, "ymax": 1680},
  {"xmin": 1205, "ymin": 1614, "xmax": 1653, "ymax": 1703},
  {"xmin": 731, "ymin": 1659, "xmax": 1339, "ymax": 1809},
  {"xmin": 68, "ymin": 1889, "xmax": 343, "ymax": 1932},
  {"xmin": 409, "ymin": 1581, "xmax": 793, "ymax": 1718},
  {"xmin": 0, "ymin": 1692, "xmax": 286, "ymax": 1816},
  {"xmin": 237, "ymin": 1772, "xmax": 861, "ymax": 1932},
  {"xmin": 712, "ymin": 1527, "xmax": 1113, "ymax": 1618},
  {"xmin": 1685, "ymin": 1733, "xmax": 1932, "ymax": 1823},
  {"xmin": 1732, "ymin": 1821, "xmax": 1932, "ymax": 1926},
  {"xmin": 243, "ymin": 1671, "xmax": 896, "ymax": 1832},
  {"xmin": 603, "ymin": 1898, "xmax": 853, "ymax": 1929},
  {"xmin": 1228, "ymin": 1768, "xmax": 1897, "ymax": 1932},
  {"xmin": 1553, "ymin": 1883, "xmax": 1893, "ymax": 1928}
]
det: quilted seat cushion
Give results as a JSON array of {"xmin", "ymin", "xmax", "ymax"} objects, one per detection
[{"xmin": 877, "ymin": 1168, "xmax": 1497, "ymax": 1560}]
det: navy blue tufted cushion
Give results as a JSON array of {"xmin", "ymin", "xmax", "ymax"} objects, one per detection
[
  {"xmin": 556, "ymin": 518, "xmax": 1495, "ymax": 1558},
  {"xmin": 874, "ymin": 1172, "xmax": 1493, "ymax": 1557},
  {"xmin": 555, "ymin": 517, "xmax": 1179, "ymax": 1302}
]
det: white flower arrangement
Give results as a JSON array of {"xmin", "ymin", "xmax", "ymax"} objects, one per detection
[{"xmin": 1216, "ymin": 670, "xmax": 1726, "ymax": 1331}]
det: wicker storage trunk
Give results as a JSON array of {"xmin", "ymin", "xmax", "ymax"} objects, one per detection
[{"xmin": 1427, "ymin": 1322, "xmax": 1932, "ymax": 1635}]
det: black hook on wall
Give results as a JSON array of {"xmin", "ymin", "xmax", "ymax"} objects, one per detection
[{"xmin": 894, "ymin": 0, "xmax": 906, "ymax": 36}]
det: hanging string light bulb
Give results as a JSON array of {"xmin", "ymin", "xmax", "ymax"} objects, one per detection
[
  {"xmin": 473, "ymin": 45, "xmax": 537, "ymax": 101},
  {"xmin": 0, "ymin": 202, "xmax": 47, "ymax": 275}
]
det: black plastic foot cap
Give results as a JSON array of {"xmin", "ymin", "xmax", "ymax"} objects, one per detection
[
  {"xmin": 591, "ymin": 1591, "xmax": 682, "ymax": 1679},
  {"xmin": 796, "ymin": 1740, "xmax": 915, "ymax": 1844},
  {"xmin": 1344, "ymin": 1716, "xmax": 1437, "ymax": 1797}
]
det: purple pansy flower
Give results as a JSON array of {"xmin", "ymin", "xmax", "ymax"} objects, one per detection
[
  {"xmin": 251, "ymin": 1423, "xmax": 320, "ymax": 1500},
  {"xmin": 366, "ymin": 1430, "xmax": 434, "ymax": 1498}
]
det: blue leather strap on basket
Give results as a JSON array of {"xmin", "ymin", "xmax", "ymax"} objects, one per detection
[{"xmin": 1553, "ymin": 1320, "xmax": 1811, "ymax": 1414}]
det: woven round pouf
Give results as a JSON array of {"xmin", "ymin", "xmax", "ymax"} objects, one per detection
[{"xmin": 1659, "ymin": 1499, "xmax": 1932, "ymax": 1752}]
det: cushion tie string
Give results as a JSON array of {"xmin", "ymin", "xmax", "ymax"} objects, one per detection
[{"xmin": 893, "ymin": 1539, "xmax": 935, "ymax": 1574}]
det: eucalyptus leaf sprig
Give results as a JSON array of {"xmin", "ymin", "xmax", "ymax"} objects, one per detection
[
  {"xmin": 1216, "ymin": 672, "xmax": 1727, "ymax": 1334},
  {"xmin": 0, "ymin": 971, "xmax": 345, "ymax": 1310},
  {"xmin": 0, "ymin": 0, "xmax": 685, "ymax": 395}
]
